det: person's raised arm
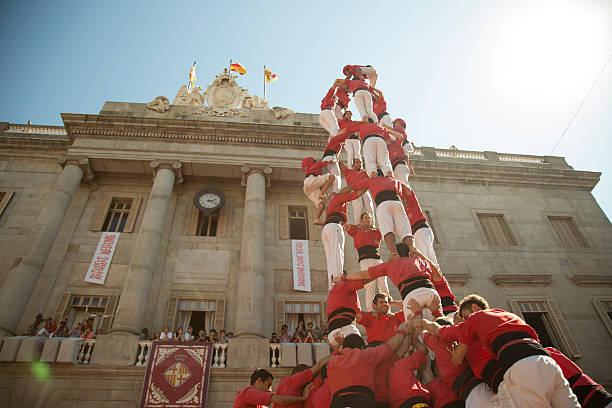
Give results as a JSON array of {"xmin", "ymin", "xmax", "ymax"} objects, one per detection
[
  {"xmin": 332, "ymin": 270, "xmax": 370, "ymax": 283},
  {"xmin": 385, "ymin": 321, "xmax": 410, "ymax": 354},
  {"xmin": 310, "ymin": 354, "xmax": 331, "ymax": 376},
  {"xmin": 270, "ymin": 389, "xmax": 309, "ymax": 405}
]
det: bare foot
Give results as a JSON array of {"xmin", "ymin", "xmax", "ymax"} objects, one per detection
[
  {"xmin": 318, "ymin": 193, "xmax": 329, "ymax": 200},
  {"xmin": 313, "ymin": 219, "xmax": 325, "ymax": 226}
]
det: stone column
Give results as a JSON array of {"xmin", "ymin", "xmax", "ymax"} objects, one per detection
[
  {"xmin": 0, "ymin": 156, "xmax": 91, "ymax": 337},
  {"xmin": 228, "ymin": 165, "xmax": 272, "ymax": 368},
  {"xmin": 92, "ymin": 160, "xmax": 182, "ymax": 366}
]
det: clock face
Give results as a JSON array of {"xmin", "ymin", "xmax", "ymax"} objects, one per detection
[
  {"xmin": 198, "ymin": 193, "xmax": 221, "ymax": 209},
  {"xmin": 194, "ymin": 188, "xmax": 225, "ymax": 213}
]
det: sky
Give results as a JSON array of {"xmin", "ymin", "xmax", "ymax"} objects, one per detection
[{"xmin": 1, "ymin": 0, "xmax": 611, "ymax": 218}]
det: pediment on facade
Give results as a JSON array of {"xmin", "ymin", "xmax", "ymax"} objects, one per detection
[
  {"xmin": 491, "ymin": 274, "xmax": 552, "ymax": 286},
  {"xmin": 570, "ymin": 275, "xmax": 612, "ymax": 287}
]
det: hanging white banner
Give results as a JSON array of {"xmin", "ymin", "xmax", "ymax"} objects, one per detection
[
  {"xmin": 84, "ymin": 232, "xmax": 120, "ymax": 285},
  {"xmin": 291, "ymin": 239, "xmax": 311, "ymax": 292}
]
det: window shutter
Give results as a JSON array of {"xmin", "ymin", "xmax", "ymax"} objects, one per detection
[
  {"xmin": 307, "ymin": 206, "xmax": 319, "ymax": 241},
  {"xmin": 546, "ymin": 299, "xmax": 581, "ymax": 358},
  {"xmin": 53, "ymin": 292, "xmax": 72, "ymax": 323},
  {"xmin": 214, "ymin": 298, "xmax": 226, "ymax": 330},
  {"xmin": 187, "ymin": 207, "xmax": 199, "ymax": 236},
  {"xmin": 279, "ymin": 205, "xmax": 289, "ymax": 239},
  {"xmin": 216, "ymin": 205, "xmax": 229, "ymax": 237},
  {"xmin": 507, "ymin": 300, "xmax": 523, "ymax": 318},
  {"xmin": 164, "ymin": 297, "xmax": 179, "ymax": 330},
  {"xmin": 100, "ymin": 294, "xmax": 119, "ymax": 334},
  {"xmin": 276, "ymin": 299, "xmax": 285, "ymax": 332},
  {"xmin": 0, "ymin": 191, "xmax": 14, "ymax": 217},
  {"xmin": 592, "ymin": 300, "xmax": 612, "ymax": 338},
  {"xmin": 123, "ymin": 197, "xmax": 142, "ymax": 233},
  {"xmin": 91, "ymin": 195, "xmax": 113, "ymax": 231}
]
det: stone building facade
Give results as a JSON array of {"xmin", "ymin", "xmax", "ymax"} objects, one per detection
[{"xmin": 0, "ymin": 72, "xmax": 611, "ymax": 406}]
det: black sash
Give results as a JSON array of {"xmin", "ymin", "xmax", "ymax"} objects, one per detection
[
  {"xmin": 328, "ymin": 307, "xmax": 356, "ymax": 331},
  {"xmin": 398, "ymin": 276, "xmax": 435, "ymax": 299},
  {"xmin": 377, "ymin": 111, "xmax": 389, "ymax": 121},
  {"xmin": 363, "ymin": 134, "xmax": 384, "ymax": 144},
  {"xmin": 441, "ymin": 402, "xmax": 464, "ymax": 408},
  {"xmin": 349, "ymin": 134, "xmax": 359, "ymax": 139},
  {"xmin": 440, "ymin": 296, "xmax": 456, "ymax": 310},
  {"xmin": 358, "ymin": 245, "xmax": 381, "ymax": 261},
  {"xmin": 481, "ymin": 358, "xmax": 504, "ymax": 392},
  {"xmin": 392, "ymin": 159, "xmax": 406, "ymax": 170},
  {"xmin": 411, "ymin": 219, "xmax": 429, "ymax": 232},
  {"xmin": 374, "ymin": 190, "xmax": 400, "ymax": 206},
  {"xmin": 331, "ymin": 385, "xmax": 376, "ymax": 408},
  {"xmin": 491, "ymin": 331, "xmax": 549, "ymax": 371},
  {"xmin": 325, "ymin": 212, "xmax": 346, "ymax": 225},
  {"xmin": 322, "ymin": 149, "xmax": 337, "ymax": 159},
  {"xmin": 452, "ymin": 366, "xmax": 483, "ymax": 401},
  {"xmin": 398, "ymin": 396, "xmax": 430, "ymax": 408}
]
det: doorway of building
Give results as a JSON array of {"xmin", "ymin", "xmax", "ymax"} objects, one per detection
[{"xmin": 189, "ymin": 311, "xmax": 206, "ymax": 336}]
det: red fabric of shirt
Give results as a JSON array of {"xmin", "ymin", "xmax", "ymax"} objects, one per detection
[
  {"xmin": 423, "ymin": 332, "xmax": 468, "ymax": 387},
  {"xmin": 305, "ymin": 161, "xmax": 327, "ymax": 177},
  {"xmin": 321, "ymin": 87, "xmax": 336, "ymax": 111},
  {"xmin": 233, "ymin": 385, "xmax": 273, "ymax": 408},
  {"xmin": 368, "ymin": 257, "xmax": 432, "ymax": 289},
  {"xmin": 388, "ymin": 350, "xmax": 430, "ymax": 408},
  {"xmin": 325, "ymin": 191, "xmax": 358, "ymax": 224},
  {"xmin": 273, "ymin": 369, "xmax": 314, "ymax": 408},
  {"xmin": 373, "ymin": 95, "xmax": 387, "ymax": 116},
  {"xmin": 341, "ymin": 166, "xmax": 368, "ymax": 186},
  {"xmin": 326, "ymin": 280, "xmax": 364, "ymax": 320},
  {"xmin": 352, "ymin": 176, "xmax": 410, "ymax": 200},
  {"xmin": 337, "ymin": 87, "xmax": 351, "ymax": 108},
  {"xmin": 546, "ymin": 347, "xmax": 600, "ymax": 389},
  {"xmin": 433, "ymin": 276, "xmax": 458, "ymax": 314},
  {"xmin": 374, "ymin": 354, "xmax": 396, "ymax": 402},
  {"xmin": 388, "ymin": 136, "xmax": 405, "ymax": 162},
  {"xmin": 457, "ymin": 309, "xmax": 539, "ymax": 352},
  {"xmin": 426, "ymin": 377, "xmax": 462, "ymax": 408},
  {"xmin": 345, "ymin": 122, "xmax": 393, "ymax": 143},
  {"xmin": 357, "ymin": 311, "xmax": 404, "ymax": 343},
  {"xmin": 343, "ymin": 78, "xmax": 370, "ymax": 94},
  {"xmin": 308, "ymin": 380, "xmax": 332, "ymax": 408},
  {"xmin": 327, "ymin": 344, "xmax": 394, "ymax": 396},
  {"xmin": 324, "ymin": 132, "xmax": 351, "ymax": 155},
  {"xmin": 403, "ymin": 192, "xmax": 426, "ymax": 227},
  {"xmin": 345, "ymin": 225, "xmax": 382, "ymax": 252}
]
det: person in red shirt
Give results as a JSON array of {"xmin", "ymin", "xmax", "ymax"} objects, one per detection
[
  {"xmin": 338, "ymin": 110, "xmax": 361, "ymax": 169},
  {"xmin": 343, "ymin": 64, "xmax": 378, "ymax": 88},
  {"xmin": 357, "ymin": 293, "xmax": 404, "ymax": 343},
  {"xmin": 308, "ymin": 378, "xmax": 331, "ymax": 408},
  {"xmin": 321, "ymin": 130, "xmax": 353, "ymax": 194},
  {"xmin": 326, "ymin": 273, "xmax": 365, "ymax": 349},
  {"xmin": 327, "ymin": 322, "xmax": 409, "ymax": 408},
  {"xmin": 301, "ymin": 157, "xmax": 336, "ymax": 225},
  {"xmin": 546, "ymin": 347, "xmax": 612, "ymax": 408},
  {"xmin": 402, "ymin": 191, "xmax": 440, "ymax": 273},
  {"xmin": 319, "ymin": 85, "xmax": 339, "ymax": 139},
  {"xmin": 425, "ymin": 377, "xmax": 464, "ymax": 408},
  {"xmin": 273, "ymin": 355, "xmax": 331, "ymax": 408},
  {"xmin": 344, "ymin": 175, "xmax": 414, "ymax": 259},
  {"xmin": 320, "ymin": 191, "xmax": 359, "ymax": 290},
  {"xmin": 388, "ymin": 337, "xmax": 431, "ymax": 408},
  {"xmin": 391, "ymin": 118, "xmax": 415, "ymax": 185},
  {"xmin": 333, "ymin": 78, "xmax": 377, "ymax": 123},
  {"xmin": 233, "ymin": 368, "xmax": 310, "ymax": 408},
  {"xmin": 335, "ymin": 255, "xmax": 442, "ymax": 321},
  {"xmin": 334, "ymin": 86, "xmax": 352, "ymax": 120},
  {"xmin": 344, "ymin": 212, "xmax": 388, "ymax": 310},
  {"xmin": 370, "ymin": 88, "xmax": 393, "ymax": 128},
  {"xmin": 339, "ymin": 158, "xmax": 374, "ymax": 224},
  {"xmin": 418, "ymin": 294, "xmax": 580, "ymax": 408}
]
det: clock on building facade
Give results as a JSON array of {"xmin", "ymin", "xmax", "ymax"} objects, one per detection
[{"xmin": 194, "ymin": 188, "xmax": 225, "ymax": 213}]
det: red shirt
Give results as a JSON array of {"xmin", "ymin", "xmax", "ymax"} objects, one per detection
[
  {"xmin": 368, "ymin": 257, "xmax": 432, "ymax": 290},
  {"xmin": 273, "ymin": 369, "xmax": 313, "ymax": 408},
  {"xmin": 345, "ymin": 122, "xmax": 393, "ymax": 143},
  {"xmin": 233, "ymin": 385, "xmax": 273, "ymax": 408},
  {"xmin": 433, "ymin": 276, "xmax": 458, "ymax": 315},
  {"xmin": 324, "ymin": 191, "xmax": 358, "ymax": 224},
  {"xmin": 336, "ymin": 87, "xmax": 351, "ymax": 108},
  {"xmin": 357, "ymin": 311, "xmax": 404, "ymax": 343},
  {"xmin": 403, "ymin": 192, "xmax": 426, "ymax": 227},
  {"xmin": 374, "ymin": 355, "xmax": 396, "ymax": 402},
  {"xmin": 341, "ymin": 166, "xmax": 368, "ymax": 186},
  {"xmin": 304, "ymin": 376, "xmax": 323, "ymax": 408},
  {"xmin": 308, "ymin": 380, "xmax": 331, "ymax": 408},
  {"xmin": 352, "ymin": 176, "xmax": 410, "ymax": 201},
  {"xmin": 343, "ymin": 78, "xmax": 370, "ymax": 94},
  {"xmin": 326, "ymin": 279, "xmax": 364, "ymax": 324},
  {"xmin": 388, "ymin": 350, "xmax": 429, "ymax": 408},
  {"xmin": 457, "ymin": 309, "xmax": 539, "ymax": 353},
  {"xmin": 320, "ymin": 87, "xmax": 337, "ymax": 111},
  {"xmin": 426, "ymin": 377, "xmax": 462, "ymax": 408},
  {"xmin": 345, "ymin": 225, "xmax": 382, "ymax": 252},
  {"xmin": 305, "ymin": 161, "xmax": 328, "ymax": 177},
  {"xmin": 423, "ymin": 332, "xmax": 468, "ymax": 387},
  {"xmin": 324, "ymin": 132, "xmax": 351, "ymax": 155},
  {"xmin": 546, "ymin": 347, "xmax": 601, "ymax": 391},
  {"xmin": 388, "ymin": 135, "xmax": 405, "ymax": 162},
  {"xmin": 439, "ymin": 324, "xmax": 498, "ymax": 379},
  {"xmin": 372, "ymin": 94, "xmax": 387, "ymax": 116},
  {"xmin": 327, "ymin": 343, "xmax": 394, "ymax": 396}
]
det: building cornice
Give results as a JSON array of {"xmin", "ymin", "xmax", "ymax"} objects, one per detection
[
  {"xmin": 491, "ymin": 274, "xmax": 553, "ymax": 286},
  {"xmin": 570, "ymin": 275, "xmax": 612, "ymax": 287}
]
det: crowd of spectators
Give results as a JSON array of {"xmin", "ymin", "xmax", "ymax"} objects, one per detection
[
  {"xmin": 23, "ymin": 313, "xmax": 96, "ymax": 339},
  {"xmin": 137, "ymin": 325, "xmax": 233, "ymax": 343},
  {"xmin": 269, "ymin": 321, "xmax": 328, "ymax": 344}
]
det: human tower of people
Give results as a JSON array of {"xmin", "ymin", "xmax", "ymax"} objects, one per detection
[{"xmin": 233, "ymin": 65, "xmax": 611, "ymax": 408}]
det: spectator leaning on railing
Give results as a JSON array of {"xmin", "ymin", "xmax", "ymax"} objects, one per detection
[{"xmin": 159, "ymin": 325, "xmax": 172, "ymax": 341}]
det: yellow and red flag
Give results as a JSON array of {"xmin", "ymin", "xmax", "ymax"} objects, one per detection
[
  {"xmin": 188, "ymin": 61, "xmax": 196, "ymax": 91},
  {"xmin": 265, "ymin": 69, "xmax": 279, "ymax": 82},
  {"xmin": 230, "ymin": 62, "xmax": 247, "ymax": 75}
]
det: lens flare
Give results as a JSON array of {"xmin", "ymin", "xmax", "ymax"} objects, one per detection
[{"xmin": 31, "ymin": 360, "xmax": 50, "ymax": 381}]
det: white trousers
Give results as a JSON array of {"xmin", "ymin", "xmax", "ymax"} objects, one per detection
[
  {"xmin": 359, "ymin": 66, "xmax": 378, "ymax": 88},
  {"xmin": 363, "ymin": 136, "xmax": 393, "ymax": 176},
  {"xmin": 414, "ymin": 227, "xmax": 438, "ymax": 267},
  {"xmin": 379, "ymin": 113, "xmax": 393, "ymax": 128},
  {"xmin": 333, "ymin": 105, "xmax": 343, "ymax": 120},
  {"xmin": 359, "ymin": 258, "xmax": 388, "ymax": 312},
  {"xmin": 322, "ymin": 223, "xmax": 345, "ymax": 291},
  {"xmin": 466, "ymin": 383, "xmax": 496, "ymax": 408},
  {"xmin": 322, "ymin": 155, "xmax": 341, "ymax": 193},
  {"xmin": 343, "ymin": 138, "xmax": 361, "ymax": 169},
  {"xmin": 376, "ymin": 200, "xmax": 412, "ymax": 241},
  {"xmin": 303, "ymin": 174, "xmax": 331, "ymax": 207},
  {"xmin": 493, "ymin": 355, "xmax": 580, "ymax": 408},
  {"xmin": 350, "ymin": 191, "xmax": 375, "ymax": 224},
  {"xmin": 319, "ymin": 109, "xmax": 339, "ymax": 137},
  {"xmin": 353, "ymin": 89, "xmax": 377, "ymax": 122},
  {"xmin": 393, "ymin": 162, "xmax": 410, "ymax": 186},
  {"xmin": 402, "ymin": 287, "xmax": 441, "ymax": 321}
]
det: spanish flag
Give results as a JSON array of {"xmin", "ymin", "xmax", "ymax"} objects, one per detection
[
  {"xmin": 188, "ymin": 61, "xmax": 196, "ymax": 91},
  {"xmin": 230, "ymin": 62, "xmax": 247, "ymax": 75},
  {"xmin": 265, "ymin": 69, "xmax": 279, "ymax": 82}
]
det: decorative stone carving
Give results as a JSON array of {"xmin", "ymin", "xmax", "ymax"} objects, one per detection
[
  {"xmin": 241, "ymin": 165, "xmax": 272, "ymax": 188},
  {"xmin": 194, "ymin": 105, "xmax": 246, "ymax": 118},
  {"xmin": 205, "ymin": 69, "xmax": 242, "ymax": 108},
  {"xmin": 241, "ymin": 89, "xmax": 269, "ymax": 110},
  {"xmin": 150, "ymin": 160, "xmax": 183, "ymax": 184},
  {"xmin": 172, "ymin": 86, "xmax": 204, "ymax": 106},
  {"xmin": 145, "ymin": 96, "xmax": 170, "ymax": 112},
  {"xmin": 272, "ymin": 106, "xmax": 294, "ymax": 119},
  {"xmin": 57, "ymin": 156, "xmax": 96, "ymax": 185}
]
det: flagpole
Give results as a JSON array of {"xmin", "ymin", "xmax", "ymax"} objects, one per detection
[
  {"xmin": 229, "ymin": 59, "xmax": 232, "ymax": 75},
  {"xmin": 263, "ymin": 65, "xmax": 267, "ymax": 101}
]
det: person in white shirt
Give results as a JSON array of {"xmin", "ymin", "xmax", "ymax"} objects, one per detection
[
  {"xmin": 159, "ymin": 325, "xmax": 172, "ymax": 341},
  {"xmin": 184, "ymin": 326, "xmax": 194, "ymax": 341}
]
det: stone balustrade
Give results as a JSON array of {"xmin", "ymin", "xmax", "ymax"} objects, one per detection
[
  {"xmin": 135, "ymin": 340, "xmax": 152, "ymax": 366},
  {"xmin": 212, "ymin": 342, "xmax": 227, "ymax": 368},
  {"xmin": 269, "ymin": 343, "xmax": 281, "ymax": 367},
  {"xmin": 77, "ymin": 339, "xmax": 96, "ymax": 364}
]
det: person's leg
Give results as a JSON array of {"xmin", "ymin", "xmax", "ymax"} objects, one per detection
[
  {"xmin": 322, "ymin": 224, "xmax": 334, "ymax": 290},
  {"xmin": 374, "ymin": 138, "xmax": 393, "ymax": 176},
  {"xmin": 376, "ymin": 277, "xmax": 389, "ymax": 297},
  {"xmin": 351, "ymin": 196, "xmax": 365, "ymax": 224},
  {"xmin": 319, "ymin": 110, "xmax": 339, "ymax": 136},
  {"xmin": 361, "ymin": 66, "xmax": 378, "ymax": 88},
  {"xmin": 363, "ymin": 280, "xmax": 377, "ymax": 313},
  {"xmin": 357, "ymin": 90, "xmax": 377, "ymax": 123},
  {"xmin": 414, "ymin": 227, "xmax": 438, "ymax": 266},
  {"xmin": 353, "ymin": 91, "xmax": 368, "ymax": 121},
  {"xmin": 327, "ymin": 161, "xmax": 341, "ymax": 193},
  {"xmin": 379, "ymin": 114, "xmax": 393, "ymax": 128},
  {"xmin": 362, "ymin": 191, "xmax": 375, "ymax": 225},
  {"xmin": 376, "ymin": 201, "xmax": 400, "ymax": 258},
  {"xmin": 466, "ymin": 383, "xmax": 496, "ymax": 408},
  {"xmin": 333, "ymin": 104, "xmax": 343, "ymax": 120},
  {"xmin": 344, "ymin": 140, "xmax": 355, "ymax": 169},
  {"xmin": 394, "ymin": 163, "xmax": 409, "ymax": 185},
  {"xmin": 363, "ymin": 138, "xmax": 378, "ymax": 177}
]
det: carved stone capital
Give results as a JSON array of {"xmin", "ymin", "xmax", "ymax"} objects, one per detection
[
  {"xmin": 150, "ymin": 160, "xmax": 183, "ymax": 184},
  {"xmin": 241, "ymin": 165, "xmax": 272, "ymax": 188},
  {"xmin": 57, "ymin": 155, "xmax": 96, "ymax": 185}
]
